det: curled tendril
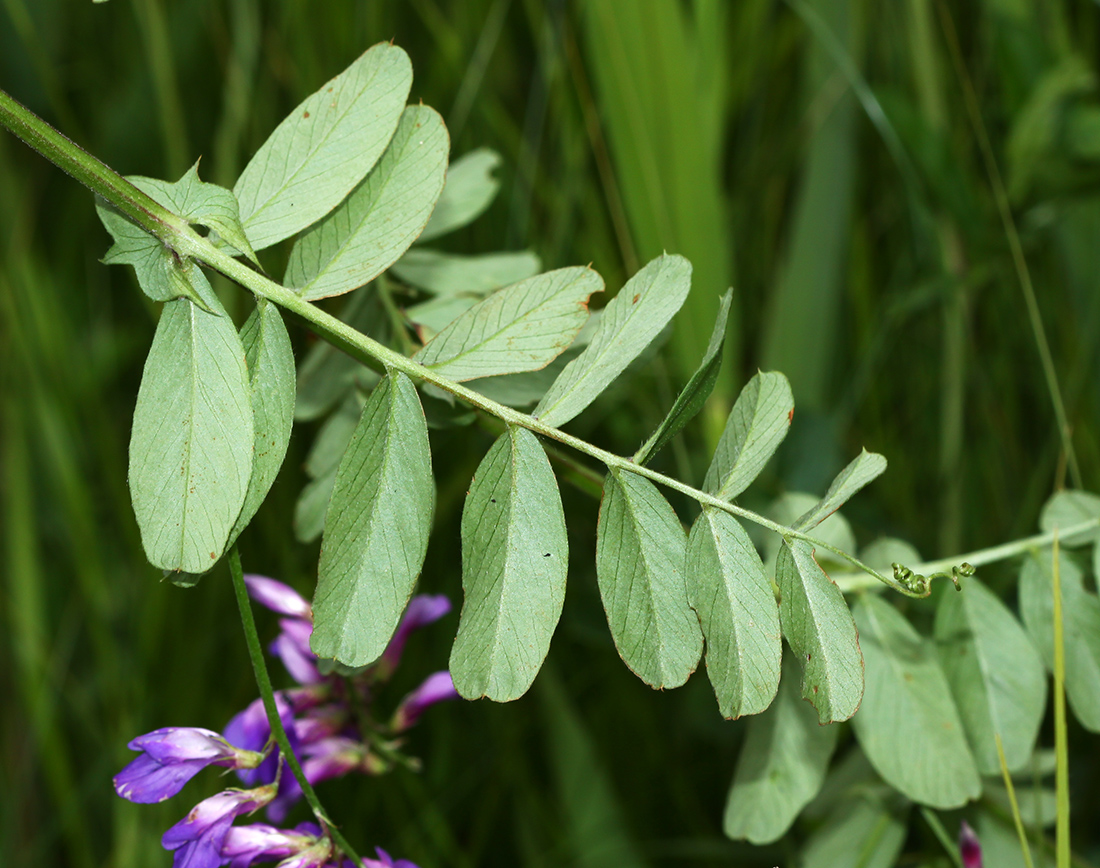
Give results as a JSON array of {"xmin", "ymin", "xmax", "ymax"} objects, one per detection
[{"xmin": 892, "ymin": 561, "xmax": 975, "ymax": 594}]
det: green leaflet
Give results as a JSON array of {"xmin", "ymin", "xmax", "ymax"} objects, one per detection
[
  {"xmin": 311, "ymin": 373, "xmax": 433, "ymax": 666},
  {"xmin": 852, "ymin": 594, "xmax": 981, "ymax": 808},
  {"xmin": 228, "ymin": 299, "xmax": 296, "ymax": 546},
  {"xmin": 129, "ymin": 163, "xmax": 258, "ymax": 264},
  {"xmin": 450, "ymin": 427, "xmax": 567, "ymax": 702},
  {"xmin": 634, "ymin": 289, "xmax": 732, "ymax": 467},
  {"xmin": 1039, "ymin": 489, "xmax": 1100, "ymax": 545},
  {"xmin": 764, "ymin": 492, "xmax": 856, "ymax": 571},
  {"xmin": 129, "ymin": 297, "xmax": 254, "ymax": 574},
  {"xmin": 723, "ymin": 660, "xmax": 838, "ymax": 844},
  {"xmin": 685, "ymin": 507, "xmax": 781, "ymax": 718},
  {"xmin": 534, "ymin": 254, "xmax": 692, "ymax": 429},
  {"xmin": 390, "ymin": 249, "xmax": 541, "ymax": 296},
  {"xmin": 1019, "ymin": 548, "xmax": 1100, "ymax": 732},
  {"xmin": 775, "ymin": 539, "xmax": 863, "ymax": 723},
  {"xmin": 294, "ymin": 393, "xmax": 362, "ymax": 543},
  {"xmin": 417, "ymin": 148, "xmax": 501, "ymax": 242},
  {"xmin": 702, "ymin": 370, "xmax": 794, "ymax": 499},
  {"xmin": 795, "ymin": 449, "xmax": 887, "ymax": 531},
  {"xmin": 234, "ymin": 43, "xmax": 412, "ymax": 251},
  {"xmin": 414, "ymin": 266, "xmax": 602, "ymax": 381},
  {"xmin": 801, "ymin": 792, "xmax": 908, "ymax": 868},
  {"xmin": 595, "ymin": 468, "xmax": 701, "ymax": 689},
  {"xmin": 407, "ymin": 294, "xmax": 481, "ymax": 337},
  {"xmin": 285, "ymin": 105, "xmax": 449, "ymax": 300},
  {"xmin": 934, "ymin": 576, "xmax": 1046, "ymax": 774}
]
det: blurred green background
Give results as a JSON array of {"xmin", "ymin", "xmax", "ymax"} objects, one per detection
[{"xmin": 3, "ymin": 0, "xmax": 1100, "ymax": 866}]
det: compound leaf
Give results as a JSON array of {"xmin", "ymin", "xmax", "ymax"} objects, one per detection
[
  {"xmin": 129, "ymin": 297, "xmax": 254, "ymax": 573},
  {"xmin": 418, "ymin": 148, "xmax": 501, "ymax": 241},
  {"xmin": 414, "ymin": 266, "xmax": 601, "ymax": 381},
  {"xmin": 935, "ymin": 576, "xmax": 1046, "ymax": 774},
  {"xmin": 795, "ymin": 449, "xmax": 887, "ymax": 532},
  {"xmin": 450, "ymin": 427, "xmax": 567, "ymax": 701},
  {"xmin": 702, "ymin": 370, "xmax": 793, "ymax": 499},
  {"xmin": 228, "ymin": 299, "xmax": 296, "ymax": 545},
  {"xmin": 853, "ymin": 594, "xmax": 981, "ymax": 808},
  {"xmin": 535, "ymin": 254, "xmax": 691, "ymax": 428},
  {"xmin": 285, "ymin": 105, "xmax": 449, "ymax": 300},
  {"xmin": 723, "ymin": 660, "xmax": 838, "ymax": 844},
  {"xmin": 686, "ymin": 507, "xmax": 781, "ymax": 718},
  {"xmin": 235, "ymin": 43, "xmax": 412, "ymax": 251},
  {"xmin": 595, "ymin": 468, "xmax": 701, "ymax": 688},
  {"xmin": 311, "ymin": 373, "xmax": 433, "ymax": 666},
  {"xmin": 775, "ymin": 539, "xmax": 863, "ymax": 723},
  {"xmin": 635, "ymin": 289, "xmax": 732, "ymax": 467}
]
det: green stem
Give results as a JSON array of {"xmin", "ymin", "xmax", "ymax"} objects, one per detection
[
  {"xmin": 228, "ymin": 548, "xmax": 363, "ymax": 865},
  {"xmin": 0, "ymin": 86, "xmax": 915, "ymax": 596}
]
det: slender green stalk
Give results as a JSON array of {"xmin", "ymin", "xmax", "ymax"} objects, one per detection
[
  {"xmin": 920, "ymin": 807, "xmax": 964, "ymax": 868},
  {"xmin": 0, "ymin": 84, "xmax": 920, "ymax": 596},
  {"xmin": 1051, "ymin": 534, "xmax": 1071, "ymax": 868},
  {"xmin": 996, "ymin": 734, "xmax": 1037, "ymax": 868},
  {"xmin": 228, "ymin": 548, "xmax": 363, "ymax": 865}
]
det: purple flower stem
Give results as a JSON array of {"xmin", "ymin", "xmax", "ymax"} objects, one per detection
[{"xmin": 228, "ymin": 547, "xmax": 364, "ymax": 866}]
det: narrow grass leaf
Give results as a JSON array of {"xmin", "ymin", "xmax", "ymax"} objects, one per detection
[
  {"xmin": 450, "ymin": 427, "xmax": 567, "ymax": 701},
  {"xmin": 414, "ymin": 266, "xmax": 601, "ymax": 381},
  {"xmin": 1019, "ymin": 548, "xmax": 1100, "ymax": 731},
  {"xmin": 934, "ymin": 576, "xmax": 1046, "ymax": 774},
  {"xmin": 311, "ymin": 373, "xmax": 433, "ymax": 666},
  {"xmin": 801, "ymin": 794, "xmax": 908, "ymax": 868},
  {"xmin": 686, "ymin": 507, "xmax": 781, "ymax": 718},
  {"xmin": 535, "ymin": 254, "xmax": 691, "ymax": 428},
  {"xmin": 234, "ymin": 43, "xmax": 412, "ymax": 251},
  {"xmin": 596, "ymin": 468, "xmax": 702, "ymax": 688},
  {"xmin": 129, "ymin": 297, "xmax": 253, "ymax": 574},
  {"xmin": 1039, "ymin": 489, "xmax": 1100, "ymax": 545},
  {"xmin": 795, "ymin": 450, "xmax": 888, "ymax": 531},
  {"xmin": 723, "ymin": 660, "xmax": 838, "ymax": 843},
  {"xmin": 228, "ymin": 299, "xmax": 296, "ymax": 544},
  {"xmin": 390, "ymin": 249, "xmax": 541, "ymax": 296},
  {"xmin": 702, "ymin": 370, "xmax": 794, "ymax": 499},
  {"xmin": 286, "ymin": 105, "xmax": 449, "ymax": 300},
  {"xmin": 775, "ymin": 539, "xmax": 863, "ymax": 723},
  {"xmin": 634, "ymin": 289, "xmax": 732, "ymax": 466},
  {"xmin": 852, "ymin": 594, "xmax": 982, "ymax": 808},
  {"xmin": 418, "ymin": 148, "xmax": 501, "ymax": 242}
]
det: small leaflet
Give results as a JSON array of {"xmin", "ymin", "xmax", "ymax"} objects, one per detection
[
  {"xmin": 535, "ymin": 254, "xmax": 692, "ymax": 429},
  {"xmin": 774, "ymin": 539, "xmax": 863, "ymax": 723},
  {"xmin": 595, "ymin": 468, "xmax": 702, "ymax": 688},
  {"xmin": 311, "ymin": 373, "xmax": 433, "ymax": 667},
  {"xmin": 852, "ymin": 594, "xmax": 981, "ymax": 808},
  {"xmin": 390, "ymin": 249, "xmax": 541, "ymax": 296},
  {"xmin": 129, "ymin": 296, "xmax": 254, "ymax": 574},
  {"xmin": 794, "ymin": 449, "xmax": 887, "ymax": 532},
  {"xmin": 285, "ymin": 105, "xmax": 449, "ymax": 300},
  {"xmin": 450, "ymin": 427, "xmax": 568, "ymax": 701},
  {"xmin": 414, "ymin": 266, "xmax": 601, "ymax": 382},
  {"xmin": 234, "ymin": 43, "xmax": 413, "ymax": 251},
  {"xmin": 417, "ymin": 148, "xmax": 502, "ymax": 242},
  {"xmin": 702, "ymin": 370, "xmax": 794, "ymax": 499}
]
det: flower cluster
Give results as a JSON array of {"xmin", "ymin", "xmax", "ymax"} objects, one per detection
[{"xmin": 114, "ymin": 576, "xmax": 458, "ymax": 868}]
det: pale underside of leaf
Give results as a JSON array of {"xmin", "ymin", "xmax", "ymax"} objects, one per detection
[
  {"xmin": 450, "ymin": 427, "xmax": 568, "ymax": 702},
  {"xmin": 686, "ymin": 507, "xmax": 781, "ymax": 718},
  {"xmin": 775, "ymin": 539, "xmax": 863, "ymax": 723},
  {"xmin": 391, "ymin": 249, "xmax": 541, "ymax": 296},
  {"xmin": 414, "ymin": 266, "xmax": 601, "ymax": 381},
  {"xmin": 234, "ymin": 42, "xmax": 413, "ymax": 251},
  {"xmin": 418, "ymin": 147, "xmax": 501, "ymax": 242},
  {"xmin": 535, "ymin": 253, "xmax": 692, "ymax": 429},
  {"xmin": 129, "ymin": 297, "xmax": 254, "ymax": 573},
  {"xmin": 311, "ymin": 372, "xmax": 434, "ymax": 666},
  {"xmin": 703, "ymin": 370, "xmax": 793, "ymax": 500},
  {"xmin": 285, "ymin": 105, "xmax": 449, "ymax": 300},
  {"xmin": 595, "ymin": 468, "xmax": 702, "ymax": 689},
  {"xmin": 852, "ymin": 594, "xmax": 982, "ymax": 808}
]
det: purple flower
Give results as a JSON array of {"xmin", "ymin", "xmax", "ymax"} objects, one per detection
[
  {"xmin": 959, "ymin": 820, "xmax": 982, "ymax": 868},
  {"xmin": 220, "ymin": 822, "xmax": 319, "ymax": 868},
  {"xmin": 378, "ymin": 596, "xmax": 451, "ymax": 676},
  {"xmin": 224, "ymin": 694, "xmax": 298, "ymax": 788},
  {"xmin": 357, "ymin": 847, "xmax": 420, "ymax": 868},
  {"xmin": 245, "ymin": 575, "xmax": 312, "ymax": 619},
  {"xmin": 390, "ymin": 671, "xmax": 460, "ymax": 732},
  {"xmin": 272, "ymin": 617, "xmax": 323, "ymax": 685},
  {"xmin": 114, "ymin": 728, "xmax": 263, "ymax": 804},
  {"xmin": 162, "ymin": 787, "xmax": 273, "ymax": 868}
]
